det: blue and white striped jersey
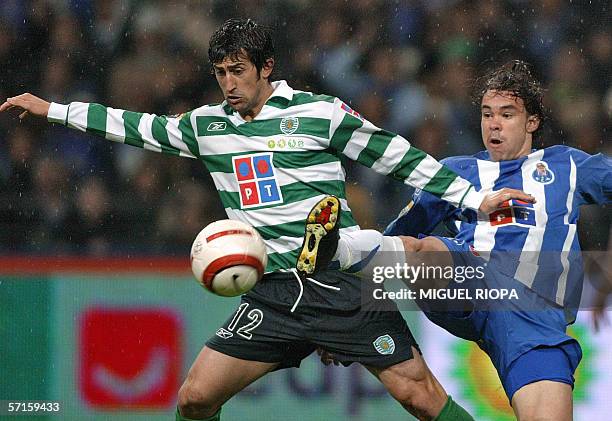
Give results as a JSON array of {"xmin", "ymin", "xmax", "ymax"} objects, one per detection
[{"xmin": 385, "ymin": 145, "xmax": 611, "ymax": 314}]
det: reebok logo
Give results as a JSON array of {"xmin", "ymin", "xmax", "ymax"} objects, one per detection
[
  {"xmin": 207, "ymin": 121, "xmax": 227, "ymax": 131},
  {"xmin": 216, "ymin": 328, "xmax": 234, "ymax": 339}
]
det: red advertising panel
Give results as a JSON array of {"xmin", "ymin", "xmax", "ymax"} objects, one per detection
[{"xmin": 79, "ymin": 307, "xmax": 182, "ymax": 409}]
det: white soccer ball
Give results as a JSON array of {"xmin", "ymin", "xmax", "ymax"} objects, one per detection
[{"xmin": 190, "ymin": 219, "xmax": 267, "ymax": 297}]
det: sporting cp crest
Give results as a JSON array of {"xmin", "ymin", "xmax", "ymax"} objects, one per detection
[
  {"xmin": 531, "ymin": 161, "xmax": 555, "ymax": 184},
  {"xmin": 280, "ymin": 117, "xmax": 299, "ymax": 135},
  {"xmin": 373, "ymin": 334, "xmax": 396, "ymax": 355}
]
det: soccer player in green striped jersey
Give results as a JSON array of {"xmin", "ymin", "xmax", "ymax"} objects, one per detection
[{"xmin": 2, "ymin": 18, "xmax": 533, "ymax": 421}]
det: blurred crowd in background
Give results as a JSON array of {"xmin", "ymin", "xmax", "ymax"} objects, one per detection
[{"xmin": 0, "ymin": 0, "xmax": 609, "ymax": 257}]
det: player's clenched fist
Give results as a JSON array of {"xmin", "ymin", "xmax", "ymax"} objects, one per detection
[
  {"xmin": 479, "ymin": 187, "xmax": 536, "ymax": 214},
  {"xmin": 0, "ymin": 93, "xmax": 50, "ymax": 120}
]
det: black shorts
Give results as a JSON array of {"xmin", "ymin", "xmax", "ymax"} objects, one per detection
[{"xmin": 206, "ymin": 270, "xmax": 419, "ymax": 370}]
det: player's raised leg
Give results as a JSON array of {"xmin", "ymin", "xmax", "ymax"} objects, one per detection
[
  {"xmin": 177, "ymin": 346, "xmax": 279, "ymax": 420},
  {"xmin": 330, "ymin": 229, "xmax": 455, "ymax": 291}
]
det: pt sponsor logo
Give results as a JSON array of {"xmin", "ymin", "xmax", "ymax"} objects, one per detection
[
  {"xmin": 232, "ymin": 152, "xmax": 283, "ymax": 209},
  {"xmin": 373, "ymin": 334, "xmax": 395, "ymax": 355},
  {"xmin": 489, "ymin": 199, "xmax": 536, "ymax": 227},
  {"xmin": 79, "ymin": 307, "xmax": 182, "ymax": 409}
]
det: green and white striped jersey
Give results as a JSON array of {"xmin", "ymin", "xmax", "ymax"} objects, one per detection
[{"xmin": 47, "ymin": 80, "xmax": 483, "ymax": 272}]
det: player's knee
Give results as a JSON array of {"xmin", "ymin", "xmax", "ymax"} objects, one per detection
[
  {"xmin": 177, "ymin": 380, "xmax": 221, "ymax": 419},
  {"xmin": 391, "ymin": 378, "xmax": 442, "ymax": 418},
  {"xmin": 399, "ymin": 236, "xmax": 447, "ymax": 253},
  {"xmin": 399, "ymin": 236, "xmax": 420, "ymax": 252},
  {"xmin": 385, "ymin": 360, "xmax": 445, "ymax": 417},
  {"xmin": 419, "ymin": 236, "xmax": 449, "ymax": 252}
]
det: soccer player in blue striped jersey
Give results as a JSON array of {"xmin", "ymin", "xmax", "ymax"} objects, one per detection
[{"xmin": 369, "ymin": 61, "xmax": 611, "ymax": 420}]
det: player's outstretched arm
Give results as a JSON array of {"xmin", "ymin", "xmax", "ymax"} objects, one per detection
[
  {"xmin": 0, "ymin": 93, "xmax": 50, "ymax": 120},
  {"xmin": 1, "ymin": 93, "xmax": 200, "ymax": 159},
  {"xmin": 328, "ymin": 98, "xmax": 535, "ymax": 213}
]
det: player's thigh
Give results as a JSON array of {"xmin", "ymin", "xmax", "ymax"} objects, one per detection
[
  {"xmin": 180, "ymin": 345, "xmax": 279, "ymax": 406},
  {"xmin": 365, "ymin": 346, "xmax": 446, "ymax": 414},
  {"xmin": 511, "ymin": 380, "xmax": 572, "ymax": 421}
]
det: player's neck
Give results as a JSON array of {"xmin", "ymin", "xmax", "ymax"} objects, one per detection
[
  {"xmin": 239, "ymin": 82, "xmax": 274, "ymax": 122},
  {"xmin": 511, "ymin": 139, "xmax": 534, "ymax": 161}
]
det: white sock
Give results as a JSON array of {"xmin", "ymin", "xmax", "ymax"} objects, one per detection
[
  {"xmin": 333, "ymin": 230, "xmax": 409, "ymax": 272},
  {"xmin": 333, "ymin": 229, "xmax": 384, "ymax": 270},
  {"xmin": 381, "ymin": 236, "xmax": 406, "ymax": 265}
]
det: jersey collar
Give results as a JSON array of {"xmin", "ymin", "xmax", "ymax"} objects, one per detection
[
  {"xmin": 476, "ymin": 148, "xmax": 539, "ymax": 162},
  {"xmin": 221, "ymin": 80, "xmax": 294, "ymax": 115}
]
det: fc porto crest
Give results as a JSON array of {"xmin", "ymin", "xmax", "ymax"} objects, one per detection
[
  {"xmin": 531, "ymin": 161, "xmax": 554, "ymax": 184},
  {"xmin": 373, "ymin": 334, "xmax": 396, "ymax": 355},
  {"xmin": 280, "ymin": 117, "xmax": 299, "ymax": 135}
]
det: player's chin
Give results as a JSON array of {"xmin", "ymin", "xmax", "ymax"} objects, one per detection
[
  {"xmin": 487, "ymin": 151, "xmax": 504, "ymax": 162},
  {"xmin": 228, "ymin": 103, "xmax": 246, "ymax": 114}
]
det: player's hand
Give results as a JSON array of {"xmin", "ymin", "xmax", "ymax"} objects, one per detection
[
  {"xmin": 592, "ymin": 303, "xmax": 609, "ymax": 333},
  {"xmin": 591, "ymin": 286, "xmax": 611, "ymax": 333},
  {"xmin": 0, "ymin": 93, "xmax": 50, "ymax": 120},
  {"xmin": 479, "ymin": 188, "xmax": 536, "ymax": 214},
  {"xmin": 316, "ymin": 347, "xmax": 339, "ymax": 366}
]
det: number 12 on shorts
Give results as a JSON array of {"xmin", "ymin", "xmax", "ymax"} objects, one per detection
[{"xmin": 216, "ymin": 303, "xmax": 263, "ymax": 340}]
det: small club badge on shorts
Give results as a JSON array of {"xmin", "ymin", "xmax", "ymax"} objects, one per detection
[{"xmin": 373, "ymin": 334, "xmax": 396, "ymax": 355}]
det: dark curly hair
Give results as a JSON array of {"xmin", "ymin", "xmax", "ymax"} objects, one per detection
[
  {"xmin": 473, "ymin": 60, "xmax": 547, "ymax": 138},
  {"xmin": 208, "ymin": 18, "xmax": 274, "ymax": 75}
]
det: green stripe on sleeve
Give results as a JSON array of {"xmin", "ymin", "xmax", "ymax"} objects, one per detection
[
  {"xmin": 390, "ymin": 147, "xmax": 428, "ymax": 180},
  {"xmin": 151, "ymin": 116, "xmax": 179, "ymax": 156},
  {"xmin": 422, "ymin": 166, "xmax": 459, "ymax": 197},
  {"xmin": 356, "ymin": 130, "xmax": 393, "ymax": 168},
  {"xmin": 122, "ymin": 111, "xmax": 145, "ymax": 148},
  {"xmin": 330, "ymin": 114, "xmax": 363, "ymax": 154},
  {"xmin": 86, "ymin": 104, "xmax": 107, "ymax": 137},
  {"xmin": 458, "ymin": 184, "xmax": 473, "ymax": 208},
  {"xmin": 178, "ymin": 112, "xmax": 200, "ymax": 157}
]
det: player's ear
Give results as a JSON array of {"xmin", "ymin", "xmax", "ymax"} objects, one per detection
[
  {"xmin": 261, "ymin": 58, "xmax": 274, "ymax": 79},
  {"xmin": 526, "ymin": 114, "xmax": 540, "ymax": 134}
]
